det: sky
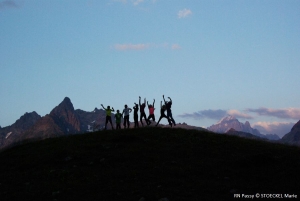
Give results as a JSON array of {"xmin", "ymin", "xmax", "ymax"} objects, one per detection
[{"xmin": 1, "ymin": 0, "xmax": 300, "ymax": 137}]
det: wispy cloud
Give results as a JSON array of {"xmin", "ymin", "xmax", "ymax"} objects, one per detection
[
  {"xmin": 171, "ymin": 44, "xmax": 181, "ymax": 50},
  {"xmin": 178, "ymin": 8, "xmax": 192, "ymax": 19},
  {"xmin": 246, "ymin": 107, "xmax": 300, "ymax": 120},
  {"xmin": 253, "ymin": 121, "xmax": 294, "ymax": 137},
  {"xmin": 0, "ymin": 0, "xmax": 18, "ymax": 9},
  {"xmin": 178, "ymin": 109, "xmax": 253, "ymax": 120},
  {"xmin": 178, "ymin": 109, "xmax": 228, "ymax": 120},
  {"xmin": 132, "ymin": 0, "xmax": 144, "ymax": 6},
  {"xmin": 114, "ymin": 43, "xmax": 150, "ymax": 51},
  {"xmin": 113, "ymin": 43, "xmax": 181, "ymax": 51},
  {"xmin": 227, "ymin": 109, "xmax": 253, "ymax": 119}
]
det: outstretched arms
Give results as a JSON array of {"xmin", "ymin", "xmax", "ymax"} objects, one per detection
[{"xmin": 101, "ymin": 104, "xmax": 106, "ymax": 110}]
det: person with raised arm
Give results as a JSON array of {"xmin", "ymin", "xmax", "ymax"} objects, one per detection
[
  {"xmin": 147, "ymin": 99, "xmax": 155, "ymax": 125},
  {"xmin": 139, "ymin": 96, "xmax": 150, "ymax": 126},
  {"xmin": 122, "ymin": 104, "xmax": 132, "ymax": 129},
  {"xmin": 101, "ymin": 104, "xmax": 115, "ymax": 130},
  {"xmin": 133, "ymin": 103, "xmax": 139, "ymax": 128},
  {"xmin": 163, "ymin": 95, "xmax": 176, "ymax": 126},
  {"xmin": 155, "ymin": 101, "xmax": 172, "ymax": 127}
]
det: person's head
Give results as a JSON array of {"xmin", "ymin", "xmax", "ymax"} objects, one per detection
[
  {"xmin": 142, "ymin": 103, "xmax": 145, "ymax": 106},
  {"xmin": 107, "ymin": 106, "xmax": 110, "ymax": 109},
  {"xmin": 124, "ymin": 104, "xmax": 128, "ymax": 108},
  {"xmin": 149, "ymin": 104, "xmax": 152, "ymax": 108},
  {"xmin": 117, "ymin": 110, "xmax": 120, "ymax": 113},
  {"xmin": 162, "ymin": 105, "xmax": 166, "ymax": 109}
]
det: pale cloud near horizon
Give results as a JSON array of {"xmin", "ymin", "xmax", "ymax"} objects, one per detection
[
  {"xmin": 246, "ymin": 107, "xmax": 300, "ymax": 120},
  {"xmin": 253, "ymin": 121, "xmax": 294, "ymax": 137},
  {"xmin": 178, "ymin": 109, "xmax": 252, "ymax": 120},
  {"xmin": 178, "ymin": 8, "xmax": 192, "ymax": 19}
]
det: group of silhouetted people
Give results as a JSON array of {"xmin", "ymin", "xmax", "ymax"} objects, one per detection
[{"xmin": 101, "ymin": 95, "xmax": 176, "ymax": 130}]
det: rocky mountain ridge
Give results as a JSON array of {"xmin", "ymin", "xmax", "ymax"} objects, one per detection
[{"xmin": 207, "ymin": 115, "xmax": 280, "ymax": 141}]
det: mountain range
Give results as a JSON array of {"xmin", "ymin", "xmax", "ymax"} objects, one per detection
[
  {"xmin": 207, "ymin": 115, "xmax": 281, "ymax": 141},
  {"xmin": 0, "ymin": 97, "xmax": 299, "ymax": 149}
]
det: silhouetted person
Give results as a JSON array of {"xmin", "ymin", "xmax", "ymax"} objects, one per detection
[
  {"xmin": 122, "ymin": 104, "xmax": 132, "ymax": 129},
  {"xmin": 163, "ymin": 95, "xmax": 176, "ymax": 126},
  {"xmin": 115, "ymin": 110, "xmax": 122, "ymax": 130},
  {"xmin": 156, "ymin": 101, "xmax": 172, "ymax": 127},
  {"xmin": 133, "ymin": 103, "xmax": 139, "ymax": 128},
  {"xmin": 139, "ymin": 96, "xmax": 150, "ymax": 126},
  {"xmin": 101, "ymin": 104, "xmax": 115, "ymax": 130},
  {"xmin": 147, "ymin": 99, "xmax": 155, "ymax": 124}
]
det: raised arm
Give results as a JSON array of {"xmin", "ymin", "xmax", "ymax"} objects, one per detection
[
  {"xmin": 147, "ymin": 101, "xmax": 149, "ymax": 107},
  {"xmin": 153, "ymin": 99, "xmax": 155, "ymax": 107},
  {"xmin": 139, "ymin": 96, "xmax": 141, "ymax": 106},
  {"xmin": 144, "ymin": 98, "xmax": 146, "ymax": 105},
  {"xmin": 101, "ymin": 104, "xmax": 106, "ymax": 110},
  {"xmin": 168, "ymin": 97, "xmax": 172, "ymax": 103},
  {"xmin": 111, "ymin": 107, "xmax": 115, "ymax": 112},
  {"xmin": 163, "ymin": 95, "xmax": 167, "ymax": 104},
  {"xmin": 160, "ymin": 101, "xmax": 162, "ymax": 108}
]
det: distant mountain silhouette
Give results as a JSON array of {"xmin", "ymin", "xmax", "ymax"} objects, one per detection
[
  {"xmin": 207, "ymin": 116, "xmax": 280, "ymax": 141},
  {"xmin": 0, "ymin": 112, "xmax": 41, "ymax": 149},
  {"xmin": 281, "ymin": 120, "xmax": 300, "ymax": 146},
  {"xmin": 0, "ymin": 97, "xmax": 114, "ymax": 149}
]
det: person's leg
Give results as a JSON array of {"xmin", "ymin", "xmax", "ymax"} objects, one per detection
[
  {"xmin": 156, "ymin": 116, "xmax": 163, "ymax": 126},
  {"xmin": 108, "ymin": 117, "xmax": 114, "ymax": 129},
  {"xmin": 140, "ymin": 114, "xmax": 144, "ymax": 126},
  {"xmin": 105, "ymin": 116, "xmax": 109, "ymax": 129},
  {"xmin": 168, "ymin": 111, "xmax": 176, "ymax": 125}
]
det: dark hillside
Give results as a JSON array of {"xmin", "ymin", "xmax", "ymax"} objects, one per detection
[{"xmin": 0, "ymin": 128, "xmax": 299, "ymax": 201}]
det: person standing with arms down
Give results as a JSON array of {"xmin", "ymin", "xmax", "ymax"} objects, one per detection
[
  {"xmin": 139, "ymin": 96, "xmax": 150, "ymax": 126},
  {"xmin": 163, "ymin": 95, "xmax": 176, "ymax": 126},
  {"xmin": 133, "ymin": 103, "xmax": 139, "ymax": 128},
  {"xmin": 147, "ymin": 99, "xmax": 155, "ymax": 125},
  {"xmin": 115, "ymin": 110, "xmax": 122, "ymax": 130},
  {"xmin": 156, "ymin": 101, "xmax": 172, "ymax": 127},
  {"xmin": 101, "ymin": 104, "xmax": 115, "ymax": 130},
  {"xmin": 122, "ymin": 104, "xmax": 132, "ymax": 129}
]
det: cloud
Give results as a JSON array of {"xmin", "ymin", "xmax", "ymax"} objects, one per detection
[
  {"xmin": 246, "ymin": 107, "xmax": 300, "ymax": 120},
  {"xmin": 114, "ymin": 43, "xmax": 150, "ymax": 51},
  {"xmin": 171, "ymin": 44, "xmax": 181, "ymax": 50},
  {"xmin": 178, "ymin": 109, "xmax": 253, "ymax": 120},
  {"xmin": 132, "ymin": 0, "xmax": 144, "ymax": 6},
  {"xmin": 113, "ymin": 43, "xmax": 181, "ymax": 51},
  {"xmin": 0, "ymin": 0, "xmax": 18, "ymax": 9},
  {"xmin": 178, "ymin": 109, "xmax": 227, "ymax": 120},
  {"xmin": 227, "ymin": 110, "xmax": 253, "ymax": 119},
  {"xmin": 178, "ymin": 8, "xmax": 192, "ymax": 19},
  {"xmin": 253, "ymin": 121, "xmax": 294, "ymax": 137}
]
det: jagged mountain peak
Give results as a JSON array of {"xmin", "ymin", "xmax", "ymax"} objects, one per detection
[
  {"xmin": 217, "ymin": 115, "xmax": 237, "ymax": 124},
  {"xmin": 13, "ymin": 111, "xmax": 41, "ymax": 130}
]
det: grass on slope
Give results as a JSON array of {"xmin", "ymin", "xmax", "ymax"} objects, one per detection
[{"xmin": 0, "ymin": 127, "xmax": 299, "ymax": 201}]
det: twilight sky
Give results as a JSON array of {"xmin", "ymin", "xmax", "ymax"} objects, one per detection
[{"xmin": 1, "ymin": 0, "xmax": 300, "ymax": 137}]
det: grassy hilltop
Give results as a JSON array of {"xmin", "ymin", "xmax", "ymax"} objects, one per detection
[{"xmin": 0, "ymin": 127, "xmax": 299, "ymax": 201}]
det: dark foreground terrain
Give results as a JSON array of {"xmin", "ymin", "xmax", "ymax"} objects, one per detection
[{"xmin": 0, "ymin": 127, "xmax": 299, "ymax": 201}]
